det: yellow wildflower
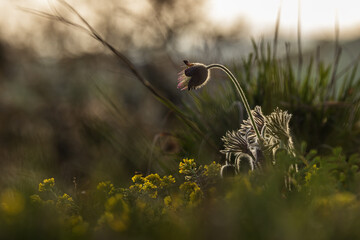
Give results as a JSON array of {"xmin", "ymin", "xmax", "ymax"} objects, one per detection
[
  {"xmin": 131, "ymin": 174, "xmax": 145, "ymax": 184},
  {"xmin": 160, "ymin": 175, "xmax": 176, "ymax": 187},
  {"xmin": 179, "ymin": 158, "xmax": 196, "ymax": 175},
  {"xmin": 141, "ymin": 181, "xmax": 158, "ymax": 198},
  {"xmin": 38, "ymin": 178, "xmax": 55, "ymax": 192},
  {"xmin": 56, "ymin": 193, "xmax": 75, "ymax": 213},
  {"xmin": 145, "ymin": 174, "xmax": 162, "ymax": 186},
  {"xmin": 129, "ymin": 174, "xmax": 176, "ymax": 199}
]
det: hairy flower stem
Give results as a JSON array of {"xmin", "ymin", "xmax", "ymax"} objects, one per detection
[{"xmin": 207, "ymin": 64, "xmax": 263, "ymax": 144}]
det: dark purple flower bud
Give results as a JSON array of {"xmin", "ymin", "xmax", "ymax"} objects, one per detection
[{"xmin": 177, "ymin": 61, "xmax": 210, "ymax": 91}]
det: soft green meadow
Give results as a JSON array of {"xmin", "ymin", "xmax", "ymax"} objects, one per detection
[{"xmin": 1, "ymin": 2, "xmax": 360, "ymax": 240}]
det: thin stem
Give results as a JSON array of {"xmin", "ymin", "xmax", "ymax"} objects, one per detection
[{"xmin": 206, "ymin": 64, "xmax": 263, "ymax": 144}]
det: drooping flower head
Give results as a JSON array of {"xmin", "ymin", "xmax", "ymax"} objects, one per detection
[{"xmin": 177, "ymin": 60, "xmax": 210, "ymax": 90}]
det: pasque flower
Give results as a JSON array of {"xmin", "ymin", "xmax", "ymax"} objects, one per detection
[
  {"xmin": 177, "ymin": 60, "xmax": 295, "ymax": 174},
  {"xmin": 177, "ymin": 60, "xmax": 210, "ymax": 90}
]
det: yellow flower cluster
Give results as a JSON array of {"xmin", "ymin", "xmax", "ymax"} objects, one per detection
[
  {"xmin": 34, "ymin": 179, "xmax": 78, "ymax": 215},
  {"xmin": 179, "ymin": 158, "xmax": 196, "ymax": 175},
  {"xmin": 129, "ymin": 173, "xmax": 175, "ymax": 199},
  {"xmin": 144, "ymin": 173, "xmax": 162, "ymax": 186},
  {"xmin": 38, "ymin": 178, "xmax": 55, "ymax": 192},
  {"xmin": 161, "ymin": 175, "xmax": 177, "ymax": 187},
  {"xmin": 131, "ymin": 174, "xmax": 145, "ymax": 184},
  {"xmin": 56, "ymin": 193, "xmax": 75, "ymax": 212},
  {"xmin": 32, "ymin": 178, "xmax": 88, "ymax": 235},
  {"xmin": 31, "ymin": 159, "xmax": 220, "ymax": 234}
]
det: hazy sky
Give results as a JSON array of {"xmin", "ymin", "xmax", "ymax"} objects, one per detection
[
  {"xmin": 1, "ymin": 0, "xmax": 360, "ymax": 56},
  {"xmin": 207, "ymin": 0, "xmax": 360, "ymax": 39},
  {"xmin": 2, "ymin": 0, "xmax": 360, "ymax": 39}
]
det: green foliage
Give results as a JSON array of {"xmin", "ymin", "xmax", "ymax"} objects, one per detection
[{"xmin": 1, "ymin": 153, "xmax": 359, "ymax": 239}]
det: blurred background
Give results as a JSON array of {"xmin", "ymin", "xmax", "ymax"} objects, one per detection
[{"xmin": 0, "ymin": 0, "xmax": 360, "ymax": 190}]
